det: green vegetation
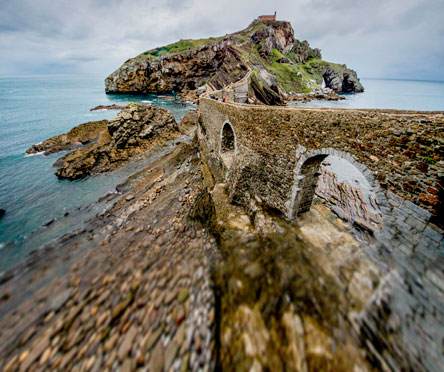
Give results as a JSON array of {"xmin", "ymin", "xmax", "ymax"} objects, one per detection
[
  {"xmin": 132, "ymin": 20, "xmax": 269, "ymax": 62},
  {"xmin": 133, "ymin": 37, "xmax": 222, "ymax": 61},
  {"xmin": 427, "ymin": 157, "xmax": 436, "ymax": 164}
]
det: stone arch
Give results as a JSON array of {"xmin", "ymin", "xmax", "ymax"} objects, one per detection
[
  {"xmin": 287, "ymin": 148, "xmax": 390, "ymax": 227},
  {"xmin": 219, "ymin": 121, "xmax": 238, "ymax": 169}
]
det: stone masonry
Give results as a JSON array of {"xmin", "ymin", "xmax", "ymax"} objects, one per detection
[{"xmin": 199, "ymin": 92, "xmax": 444, "ymax": 370}]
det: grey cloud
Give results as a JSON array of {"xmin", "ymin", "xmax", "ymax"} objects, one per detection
[{"xmin": 0, "ymin": 0, "xmax": 443, "ymax": 81}]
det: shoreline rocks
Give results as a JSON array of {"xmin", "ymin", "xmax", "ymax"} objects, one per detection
[
  {"xmin": 54, "ymin": 104, "xmax": 181, "ymax": 180},
  {"xmin": 286, "ymin": 87, "xmax": 346, "ymax": 103},
  {"xmin": 90, "ymin": 104, "xmax": 128, "ymax": 111},
  {"xmin": 25, "ymin": 120, "xmax": 108, "ymax": 156},
  {"xmin": 323, "ymin": 65, "xmax": 364, "ymax": 93}
]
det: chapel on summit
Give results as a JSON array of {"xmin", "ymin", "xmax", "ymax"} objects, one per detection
[{"xmin": 257, "ymin": 11, "xmax": 276, "ymax": 21}]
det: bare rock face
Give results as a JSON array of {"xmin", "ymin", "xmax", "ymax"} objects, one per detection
[
  {"xmin": 316, "ymin": 168, "xmax": 382, "ymax": 232},
  {"xmin": 107, "ymin": 104, "xmax": 178, "ymax": 148},
  {"xmin": 291, "ymin": 40, "xmax": 322, "ymax": 63},
  {"xmin": 250, "ymin": 20, "xmax": 295, "ymax": 57},
  {"xmin": 105, "ymin": 43, "xmax": 249, "ymax": 96},
  {"xmin": 178, "ymin": 111, "xmax": 199, "ymax": 134},
  {"xmin": 26, "ymin": 120, "xmax": 108, "ymax": 155},
  {"xmin": 54, "ymin": 105, "xmax": 180, "ymax": 180},
  {"xmin": 250, "ymin": 69, "xmax": 285, "ymax": 106},
  {"xmin": 323, "ymin": 65, "xmax": 364, "ymax": 93}
]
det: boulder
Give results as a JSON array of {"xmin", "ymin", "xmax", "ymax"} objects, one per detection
[{"xmin": 178, "ymin": 111, "xmax": 199, "ymax": 134}]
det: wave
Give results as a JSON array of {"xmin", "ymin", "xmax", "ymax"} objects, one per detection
[
  {"xmin": 24, "ymin": 151, "xmax": 45, "ymax": 157},
  {"xmin": 141, "ymin": 100, "xmax": 153, "ymax": 103}
]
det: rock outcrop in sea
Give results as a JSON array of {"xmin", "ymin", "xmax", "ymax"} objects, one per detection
[
  {"xmin": 27, "ymin": 105, "xmax": 187, "ymax": 180},
  {"xmin": 26, "ymin": 120, "xmax": 108, "ymax": 156},
  {"xmin": 105, "ymin": 20, "xmax": 364, "ymax": 104},
  {"xmin": 55, "ymin": 104, "xmax": 181, "ymax": 180}
]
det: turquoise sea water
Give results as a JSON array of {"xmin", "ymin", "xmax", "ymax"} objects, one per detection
[
  {"xmin": 0, "ymin": 75, "xmax": 194, "ymax": 272},
  {"xmin": 0, "ymin": 76, "xmax": 443, "ymax": 272},
  {"xmin": 290, "ymin": 78, "xmax": 444, "ymax": 111}
]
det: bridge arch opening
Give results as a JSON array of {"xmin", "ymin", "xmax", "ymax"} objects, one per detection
[
  {"xmin": 220, "ymin": 121, "xmax": 237, "ymax": 169},
  {"xmin": 290, "ymin": 149, "xmax": 384, "ymax": 234}
]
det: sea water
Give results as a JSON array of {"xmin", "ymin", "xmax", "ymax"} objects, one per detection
[
  {"xmin": 1, "ymin": 76, "xmax": 443, "ymax": 272},
  {"xmin": 0, "ymin": 75, "xmax": 194, "ymax": 272},
  {"xmin": 289, "ymin": 78, "xmax": 444, "ymax": 111}
]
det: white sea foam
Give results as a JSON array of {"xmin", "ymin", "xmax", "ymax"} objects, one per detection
[
  {"xmin": 24, "ymin": 151, "xmax": 45, "ymax": 157},
  {"xmin": 141, "ymin": 100, "xmax": 153, "ymax": 103}
]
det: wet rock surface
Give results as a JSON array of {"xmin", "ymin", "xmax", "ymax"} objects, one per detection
[
  {"xmin": 25, "ymin": 120, "xmax": 108, "ymax": 156},
  {"xmin": 90, "ymin": 104, "xmax": 128, "ymax": 111}
]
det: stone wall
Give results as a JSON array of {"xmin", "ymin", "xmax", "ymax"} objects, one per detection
[
  {"xmin": 199, "ymin": 98, "xmax": 443, "ymax": 219},
  {"xmin": 199, "ymin": 96, "xmax": 444, "ymax": 370}
]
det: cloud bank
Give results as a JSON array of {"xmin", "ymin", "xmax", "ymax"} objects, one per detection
[{"xmin": 0, "ymin": 0, "xmax": 443, "ymax": 80}]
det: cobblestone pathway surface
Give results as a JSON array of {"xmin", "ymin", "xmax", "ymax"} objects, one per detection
[{"xmin": 0, "ymin": 141, "xmax": 218, "ymax": 372}]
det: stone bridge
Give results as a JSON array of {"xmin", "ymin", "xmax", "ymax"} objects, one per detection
[
  {"xmin": 198, "ymin": 94, "xmax": 444, "ymax": 369},
  {"xmin": 200, "ymin": 95, "xmax": 443, "ymax": 239}
]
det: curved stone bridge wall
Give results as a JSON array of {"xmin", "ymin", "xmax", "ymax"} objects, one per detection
[
  {"xmin": 199, "ymin": 97, "xmax": 444, "ymax": 370},
  {"xmin": 200, "ymin": 97, "xmax": 443, "ymax": 219}
]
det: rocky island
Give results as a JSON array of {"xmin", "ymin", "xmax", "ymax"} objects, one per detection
[{"xmin": 105, "ymin": 20, "xmax": 364, "ymax": 104}]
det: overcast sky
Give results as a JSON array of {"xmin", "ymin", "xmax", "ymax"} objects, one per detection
[{"xmin": 0, "ymin": 0, "xmax": 443, "ymax": 81}]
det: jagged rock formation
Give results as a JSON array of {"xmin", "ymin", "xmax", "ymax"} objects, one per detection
[
  {"xmin": 291, "ymin": 40, "xmax": 322, "ymax": 63},
  {"xmin": 323, "ymin": 65, "xmax": 364, "ymax": 93},
  {"xmin": 25, "ymin": 105, "xmax": 184, "ymax": 180},
  {"xmin": 26, "ymin": 120, "xmax": 108, "ymax": 156},
  {"xmin": 105, "ymin": 20, "xmax": 364, "ymax": 103},
  {"xmin": 54, "ymin": 105, "xmax": 180, "ymax": 180}
]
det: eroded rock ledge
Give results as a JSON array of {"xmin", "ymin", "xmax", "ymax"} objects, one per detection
[
  {"xmin": 26, "ymin": 120, "xmax": 108, "ymax": 156},
  {"xmin": 26, "ymin": 105, "xmax": 195, "ymax": 180},
  {"xmin": 55, "ymin": 105, "xmax": 180, "ymax": 180}
]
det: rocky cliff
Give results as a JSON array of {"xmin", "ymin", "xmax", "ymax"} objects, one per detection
[{"xmin": 105, "ymin": 20, "xmax": 364, "ymax": 102}]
